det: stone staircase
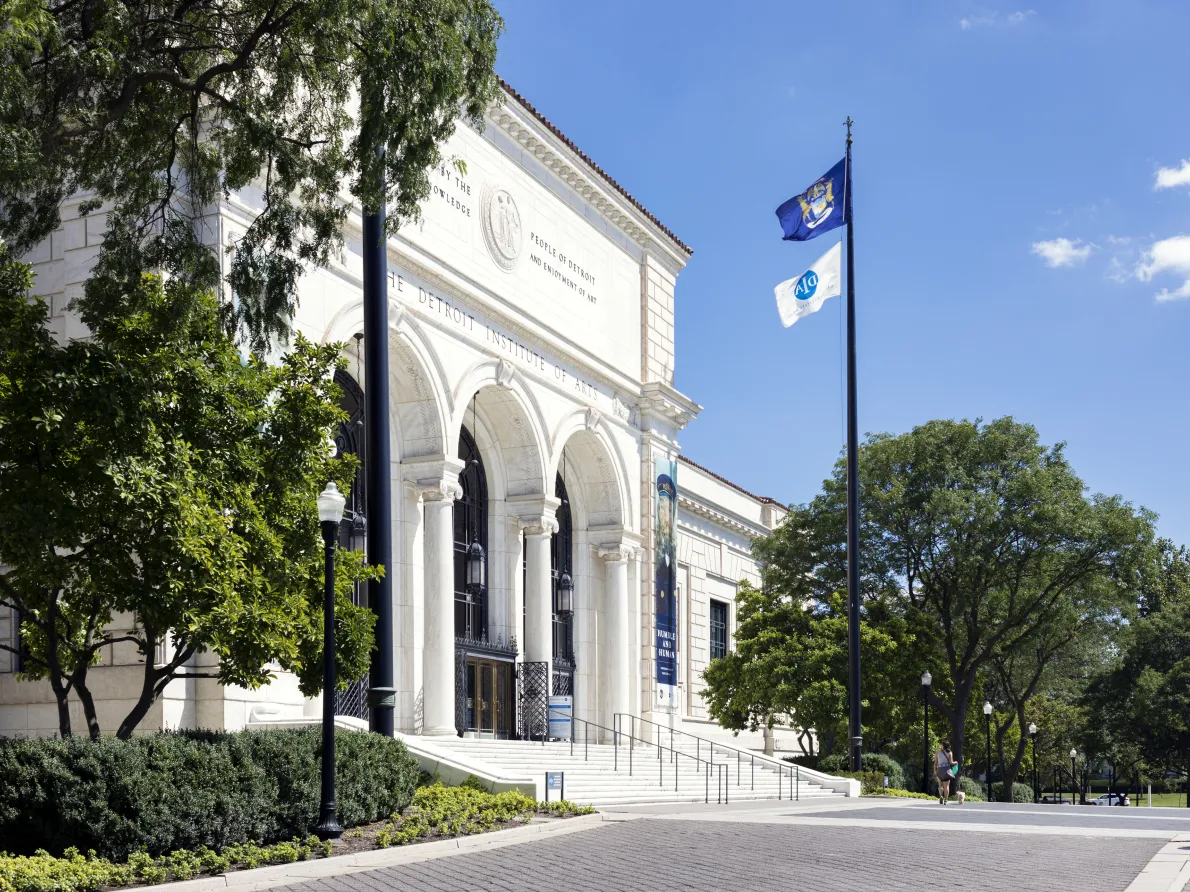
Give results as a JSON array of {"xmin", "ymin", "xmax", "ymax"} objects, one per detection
[{"xmin": 428, "ymin": 735, "xmax": 849, "ymax": 807}]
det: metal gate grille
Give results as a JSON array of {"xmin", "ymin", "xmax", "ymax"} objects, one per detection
[{"xmin": 517, "ymin": 661, "xmax": 549, "ymax": 741}]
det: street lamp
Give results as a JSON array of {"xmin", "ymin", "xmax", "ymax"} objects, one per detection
[
  {"xmin": 1028, "ymin": 722, "xmax": 1038, "ymax": 803},
  {"xmin": 921, "ymin": 671, "xmax": 932, "ymax": 795},
  {"xmin": 557, "ymin": 569, "xmax": 574, "ymax": 615},
  {"xmin": 316, "ymin": 482, "xmax": 346, "ymax": 840},
  {"xmin": 984, "ymin": 701, "xmax": 993, "ymax": 803},
  {"xmin": 1070, "ymin": 748, "xmax": 1079, "ymax": 806}
]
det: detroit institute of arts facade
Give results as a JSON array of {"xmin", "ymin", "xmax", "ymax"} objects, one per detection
[{"xmin": 0, "ymin": 83, "xmax": 787, "ymax": 743}]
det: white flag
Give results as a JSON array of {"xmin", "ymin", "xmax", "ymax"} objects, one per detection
[{"xmin": 774, "ymin": 241, "xmax": 842, "ymax": 328}]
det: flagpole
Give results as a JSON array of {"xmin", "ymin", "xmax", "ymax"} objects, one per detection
[{"xmin": 844, "ymin": 116, "xmax": 863, "ymax": 773}]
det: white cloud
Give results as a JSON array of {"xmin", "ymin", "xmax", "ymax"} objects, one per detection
[
  {"xmin": 1031, "ymin": 238, "xmax": 1095, "ymax": 267},
  {"xmin": 961, "ymin": 9, "xmax": 1035, "ymax": 28},
  {"xmin": 1136, "ymin": 235, "xmax": 1190, "ymax": 301},
  {"xmin": 1155, "ymin": 160, "xmax": 1190, "ymax": 190}
]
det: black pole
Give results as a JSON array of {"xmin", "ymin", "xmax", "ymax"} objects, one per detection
[
  {"xmin": 1031, "ymin": 733, "xmax": 1038, "ymax": 803},
  {"xmin": 922, "ymin": 683, "xmax": 930, "ymax": 795},
  {"xmin": 1071, "ymin": 755, "xmax": 1077, "ymax": 805},
  {"xmin": 316, "ymin": 521, "xmax": 343, "ymax": 839},
  {"xmin": 364, "ymin": 156, "xmax": 395, "ymax": 736},
  {"xmin": 843, "ymin": 116, "xmax": 862, "ymax": 773},
  {"xmin": 986, "ymin": 713, "xmax": 992, "ymax": 803}
]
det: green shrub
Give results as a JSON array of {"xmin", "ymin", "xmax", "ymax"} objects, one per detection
[
  {"xmin": 818, "ymin": 753, "xmax": 907, "ymax": 789},
  {"xmin": 0, "ymin": 728, "xmax": 418, "ymax": 860},
  {"xmin": 957, "ymin": 776, "xmax": 985, "ymax": 801},
  {"xmin": 832, "ymin": 770, "xmax": 887, "ymax": 795},
  {"xmin": 373, "ymin": 783, "xmax": 592, "ymax": 849},
  {"xmin": 989, "ymin": 781, "xmax": 1035, "ymax": 803},
  {"xmin": 0, "ymin": 837, "xmax": 332, "ymax": 892}
]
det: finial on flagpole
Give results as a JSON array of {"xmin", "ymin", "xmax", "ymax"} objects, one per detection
[{"xmin": 845, "ymin": 116, "xmax": 854, "ymax": 148}]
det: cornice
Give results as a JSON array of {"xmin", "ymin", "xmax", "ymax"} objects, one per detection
[
  {"xmin": 488, "ymin": 97, "xmax": 690, "ymax": 274},
  {"xmin": 677, "ymin": 493, "xmax": 769, "ymax": 540},
  {"xmin": 639, "ymin": 381, "xmax": 701, "ymax": 433}
]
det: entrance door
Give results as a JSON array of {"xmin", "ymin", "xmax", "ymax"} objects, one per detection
[{"xmin": 465, "ymin": 658, "xmax": 512, "ymax": 738}]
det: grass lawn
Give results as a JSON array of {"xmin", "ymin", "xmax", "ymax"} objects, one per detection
[
  {"xmin": 1135, "ymin": 792, "xmax": 1188, "ymax": 808},
  {"xmin": 1038, "ymin": 790, "xmax": 1188, "ymax": 807}
]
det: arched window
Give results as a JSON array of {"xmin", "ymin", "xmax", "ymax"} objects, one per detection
[
  {"xmin": 551, "ymin": 472, "xmax": 574, "ymax": 694},
  {"xmin": 454, "ymin": 425, "xmax": 488, "ymax": 640}
]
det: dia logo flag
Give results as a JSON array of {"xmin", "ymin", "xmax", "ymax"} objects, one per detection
[{"xmin": 774, "ymin": 241, "xmax": 842, "ymax": 327}]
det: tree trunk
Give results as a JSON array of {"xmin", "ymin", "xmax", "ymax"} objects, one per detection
[
  {"xmin": 73, "ymin": 674, "xmax": 102, "ymax": 740},
  {"xmin": 117, "ymin": 633, "xmax": 160, "ymax": 739},
  {"xmin": 49, "ymin": 678, "xmax": 73, "ymax": 738}
]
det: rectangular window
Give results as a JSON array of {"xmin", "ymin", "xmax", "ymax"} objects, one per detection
[{"xmin": 709, "ymin": 599, "xmax": 728, "ymax": 661}]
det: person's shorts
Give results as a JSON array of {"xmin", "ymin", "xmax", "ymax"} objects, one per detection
[{"xmin": 935, "ymin": 769, "xmax": 952, "ymax": 782}]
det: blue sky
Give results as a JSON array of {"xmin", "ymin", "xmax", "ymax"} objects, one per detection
[{"xmin": 494, "ymin": 0, "xmax": 1190, "ymax": 546}]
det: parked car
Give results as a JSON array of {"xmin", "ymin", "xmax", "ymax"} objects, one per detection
[
  {"xmin": 1089, "ymin": 793, "xmax": 1130, "ymax": 806},
  {"xmin": 1040, "ymin": 794, "xmax": 1073, "ymax": 804}
]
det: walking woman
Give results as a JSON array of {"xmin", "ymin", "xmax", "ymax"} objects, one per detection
[{"xmin": 935, "ymin": 740, "xmax": 954, "ymax": 804}]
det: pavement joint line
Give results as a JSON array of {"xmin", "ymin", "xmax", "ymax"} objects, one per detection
[
  {"xmin": 132, "ymin": 814, "xmax": 607, "ymax": 892},
  {"xmin": 623, "ymin": 812, "xmax": 1184, "ymax": 838}
]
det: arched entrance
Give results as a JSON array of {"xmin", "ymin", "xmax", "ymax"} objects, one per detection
[
  {"xmin": 454, "ymin": 420, "xmax": 516, "ymax": 738},
  {"xmin": 551, "ymin": 471, "xmax": 575, "ymax": 695}
]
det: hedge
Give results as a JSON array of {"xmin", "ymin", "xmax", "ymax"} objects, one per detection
[
  {"xmin": 990, "ymin": 781, "xmax": 1035, "ymax": 803},
  {"xmin": 0, "ymin": 728, "xmax": 419, "ymax": 860},
  {"xmin": 818, "ymin": 752, "xmax": 907, "ymax": 790}
]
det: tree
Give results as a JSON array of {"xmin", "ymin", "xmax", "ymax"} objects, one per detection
[
  {"xmin": 0, "ymin": 0, "xmax": 502, "ymax": 352},
  {"xmin": 1085, "ymin": 595, "xmax": 1190, "ymax": 802},
  {"xmin": 0, "ymin": 247, "xmax": 377, "ymax": 738},
  {"xmin": 701, "ymin": 580, "xmax": 902, "ymax": 759},
  {"xmin": 755, "ymin": 418, "xmax": 1153, "ymax": 771}
]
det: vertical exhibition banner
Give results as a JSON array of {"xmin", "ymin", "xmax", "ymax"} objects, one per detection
[{"xmin": 654, "ymin": 456, "xmax": 678, "ymax": 709}]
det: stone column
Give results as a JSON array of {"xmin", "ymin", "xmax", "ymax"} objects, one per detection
[
  {"xmin": 523, "ymin": 518, "xmax": 557, "ymax": 672},
  {"xmin": 600, "ymin": 543, "xmax": 631, "ymax": 729},
  {"xmin": 419, "ymin": 479, "xmax": 461, "ymax": 737}
]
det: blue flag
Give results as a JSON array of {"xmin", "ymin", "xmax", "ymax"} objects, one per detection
[{"xmin": 775, "ymin": 157, "xmax": 851, "ymax": 241}]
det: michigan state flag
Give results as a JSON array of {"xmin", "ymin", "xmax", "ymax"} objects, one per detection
[
  {"xmin": 775, "ymin": 242, "xmax": 842, "ymax": 327},
  {"xmin": 775, "ymin": 157, "xmax": 851, "ymax": 241}
]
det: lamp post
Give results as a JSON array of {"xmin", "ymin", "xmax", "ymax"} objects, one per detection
[
  {"xmin": 557, "ymin": 569, "xmax": 574, "ymax": 616},
  {"xmin": 984, "ymin": 701, "xmax": 993, "ymax": 803},
  {"xmin": 921, "ymin": 671, "xmax": 932, "ymax": 794},
  {"xmin": 1028, "ymin": 723, "xmax": 1038, "ymax": 804},
  {"xmin": 1070, "ymin": 749, "xmax": 1078, "ymax": 806},
  {"xmin": 316, "ymin": 483, "xmax": 346, "ymax": 839}
]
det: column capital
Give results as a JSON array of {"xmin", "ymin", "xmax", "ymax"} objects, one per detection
[
  {"xmin": 507, "ymin": 494, "xmax": 561, "ymax": 535},
  {"xmin": 401, "ymin": 455, "xmax": 464, "ymax": 503},
  {"xmin": 598, "ymin": 542, "xmax": 633, "ymax": 563}
]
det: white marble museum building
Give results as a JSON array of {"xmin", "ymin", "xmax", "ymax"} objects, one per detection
[{"xmin": 0, "ymin": 83, "xmax": 788, "ymax": 750}]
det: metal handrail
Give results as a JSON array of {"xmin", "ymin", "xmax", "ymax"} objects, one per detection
[
  {"xmin": 545, "ymin": 707, "xmax": 728, "ymax": 803},
  {"xmin": 615, "ymin": 713, "xmax": 806, "ymax": 801}
]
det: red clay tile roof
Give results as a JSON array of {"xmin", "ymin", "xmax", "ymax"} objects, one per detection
[
  {"xmin": 499, "ymin": 80, "xmax": 693, "ymax": 257},
  {"xmin": 678, "ymin": 455, "xmax": 783, "ymax": 507}
]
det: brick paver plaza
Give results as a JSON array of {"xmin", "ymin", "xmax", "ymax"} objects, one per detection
[{"xmin": 284, "ymin": 818, "xmax": 1167, "ymax": 892}]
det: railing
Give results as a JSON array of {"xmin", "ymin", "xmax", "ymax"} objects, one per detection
[
  {"xmin": 546, "ymin": 707, "xmax": 728, "ymax": 803},
  {"xmin": 615, "ymin": 713, "xmax": 808, "ymax": 802}
]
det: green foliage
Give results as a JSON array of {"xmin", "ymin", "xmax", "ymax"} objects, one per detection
[
  {"xmin": 372, "ymin": 784, "xmax": 592, "ymax": 849},
  {"xmin": 957, "ymin": 776, "xmax": 986, "ymax": 801},
  {"xmin": 0, "ymin": 837, "xmax": 331, "ymax": 892},
  {"xmin": 831, "ymin": 771, "xmax": 888, "ymax": 795},
  {"xmin": 818, "ymin": 753, "xmax": 907, "ymax": 790},
  {"xmin": 0, "ymin": 0, "xmax": 503, "ymax": 351},
  {"xmin": 870, "ymin": 788, "xmax": 936, "ymax": 801},
  {"xmin": 0, "ymin": 252, "xmax": 377, "ymax": 738},
  {"xmin": 753, "ymin": 417, "xmax": 1153, "ymax": 770},
  {"xmin": 0, "ymin": 728, "xmax": 419, "ymax": 859},
  {"xmin": 989, "ymin": 781, "xmax": 1035, "ymax": 803},
  {"xmin": 1085, "ymin": 596, "xmax": 1190, "ymax": 776},
  {"xmin": 701, "ymin": 582, "xmax": 902, "ymax": 757}
]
